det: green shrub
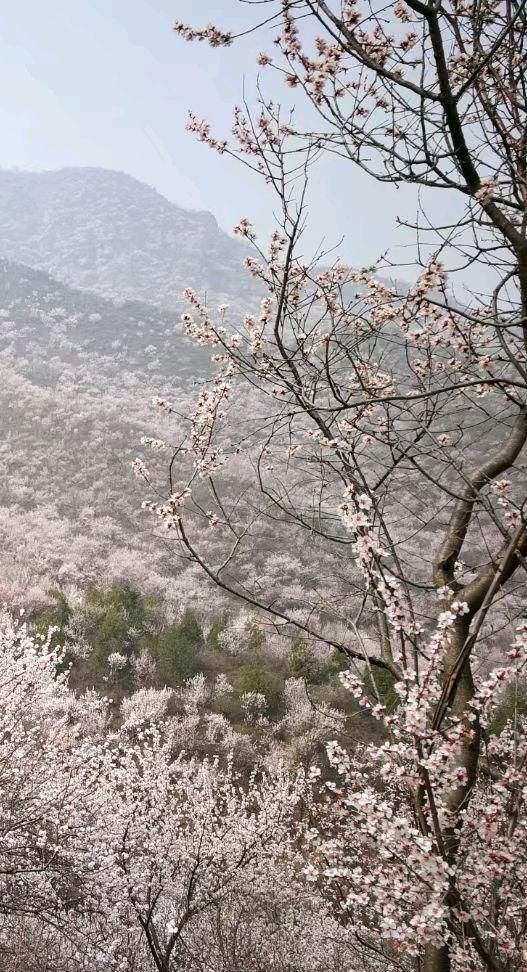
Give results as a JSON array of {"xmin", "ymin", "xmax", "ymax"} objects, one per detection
[
  {"xmin": 234, "ymin": 664, "xmax": 283, "ymax": 716},
  {"xmin": 206, "ymin": 615, "xmax": 229, "ymax": 652},
  {"xmin": 33, "ymin": 589, "xmax": 72, "ymax": 654},
  {"xmin": 289, "ymin": 640, "xmax": 324, "ymax": 684},
  {"xmin": 151, "ymin": 611, "xmax": 203, "ymax": 686},
  {"xmin": 490, "ymin": 680, "xmax": 527, "ymax": 734},
  {"xmin": 245, "ymin": 620, "xmax": 266, "ymax": 652},
  {"xmin": 176, "ymin": 611, "xmax": 204, "ymax": 648},
  {"xmin": 80, "ymin": 582, "xmax": 160, "ymax": 671},
  {"xmin": 319, "ymin": 650, "xmax": 349, "ymax": 682},
  {"xmin": 363, "ymin": 665, "xmax": 399, "ymax": 713},
  {"xmin": 212, "ymin": 691, "xmax": 244, "ymax": 725}
]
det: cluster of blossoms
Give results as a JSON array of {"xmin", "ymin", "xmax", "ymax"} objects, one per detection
[
  {"xmin": 240, "ymin": 690, "xmax": 268, "ymax": 723},
  {"xmin": 132, "ymin": 456, "xmax": 149, "ymax": 480},
  {"xmin": 107, "ymin": 650, "xmax": 127, "ymax": 671},
  {"xmin": 0, "ymin": 612, "xmax": 363, "ymax": 972},
  {"xmin": 490, "ymin": 477, "xmax": 522, "ymax": 525},
  {"xmin": 173, "ymin": 21, "xmax": 232, "ymax": 47},
  {"xmin": 152, "ymin": 396, "xmax": 175, "ymax": 414},
  {"xmin": 186, "ymin": 112, "xmax": 228, "ymax": 155},
  {"xmin": 474, "ymin": 179, "xmax": 498, "ymax": 204},
  {"xmin": 180, "ymin": 288, "xmax": 224, "ymax": 346},
  {"xmin": 120, "ymin": 686, "xmax": 173, "ymax": 729},
  {"xmin": 316, "ymin": 743, "xmax": 453, "ymax": 952},
  {"xmin": 140, "ymin": 435, "xmax": 166, "ymax": 451},
  {"xmin": 190, "ymin": 378, "xmax": 232, "ymax": 476},
  {"xmin": 339, "ymin": 486, "xmax": 420, "ymax": 645},
  {"xmin": 142, "ymin": 487, "xmax": 191, "ymax": 530},
  {"xmin": 470, "ymin": 622, "xmax": 527, "ymax": 723},
  {"xmin": 233, "ymin": 217, "xmax": 257, "ymax": 241},
  {"xmin": 301, "ymin": 614, "xmax": 527, "ymax": 966}
]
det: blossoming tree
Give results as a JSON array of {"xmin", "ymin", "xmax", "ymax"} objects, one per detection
[
  {"xmin": 136, "ymin": 2, "xmax": 527, "ymax": 970},
  {"xmin": 0, "ymin": 613, "xmax": 356, "ymax": 972}
]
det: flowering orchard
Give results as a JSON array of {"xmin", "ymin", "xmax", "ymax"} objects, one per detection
[
  {"xmin": 0, "ymin": 612, "xmax": 359, "ymax": 972},
  {"xmin": 134, "ymin": 2, "xmax": 527, "ymax": 971}
]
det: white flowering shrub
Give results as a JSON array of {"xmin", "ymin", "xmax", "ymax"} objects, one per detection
[{"xmin": 120, "ymin": 686, "xmax": 173, "ymax": 728}]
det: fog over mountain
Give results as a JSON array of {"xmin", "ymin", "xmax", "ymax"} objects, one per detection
[
  {"xmin": 0, "ymin": 168, "xmax": 259, "ymax": 606},
  {"xmin": 0, "ymin": 167, "xmax": 253, "ymax": 310}
]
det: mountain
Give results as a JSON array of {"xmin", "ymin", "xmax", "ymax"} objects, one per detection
[
  {"xmin": 0, "ymin": 168, "xmax": 253, "ymax": 311},
  {"xmin": 0, "ymin": 168, "xmax": 263, "ymax": 609},
  {"xmin": 0, "ymin": 257, "xmax": 212, "ymax": 606},
  {"xmin": 0, "ymin": 257, "xmax": 207, "ymax": 381},
  {"xmin": 0, "ymin": 168, "xmax": 406, "ymax": 614}
]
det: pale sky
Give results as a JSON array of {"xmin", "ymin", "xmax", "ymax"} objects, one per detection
[{"xmin": 0, "ymin": 0, "xmax": 461, "ymax": 276}]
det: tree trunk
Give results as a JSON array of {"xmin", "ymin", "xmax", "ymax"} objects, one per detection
[
  {"xmin": 421, "ymin": 619, "xmax": 480, "ymax": 972},
  {"xmin": 423, "ymin": 943, "xmax": 451, "ymax": 972},
  {"xmin": 442, "ymin": 620, "xmax": 480, "ymax": 830}
]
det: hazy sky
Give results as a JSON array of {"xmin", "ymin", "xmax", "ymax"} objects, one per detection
[{"xmin": 0, "ymin": 0, "xmax": 458, "ymax": 274}]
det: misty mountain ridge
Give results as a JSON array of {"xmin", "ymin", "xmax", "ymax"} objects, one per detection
[
  {"xmin": 0, "ymin": 256, "xmax": 208, "ymax": 382},
  {"xmin": 0, "ymin": 253, "xmax": 217, "ymax": 606},
  {"xmin": 0, "ymin": 167, "xmax": 254, "ymax": 311},
  {"xmin": 0, "ymin": 167, "xmax": 412, "ymax": 610}
]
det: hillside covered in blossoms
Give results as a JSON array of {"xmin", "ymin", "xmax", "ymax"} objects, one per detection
[{"xmin": 1, "ymin": 1, "xmax": 527, "ymax": 970}]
